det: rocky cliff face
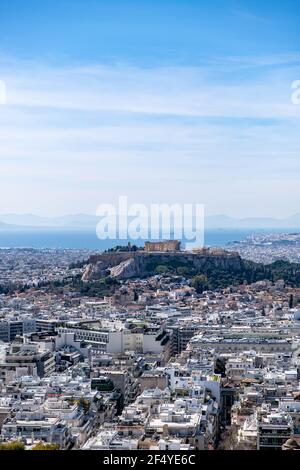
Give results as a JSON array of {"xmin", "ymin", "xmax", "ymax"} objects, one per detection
[
  {"xmin": 109, "ymin": 258, "xmax": 138, "ymax": 278},
  {"xmin": 82, "ymin": 250, "xmax": 244, "ymax": 281}
]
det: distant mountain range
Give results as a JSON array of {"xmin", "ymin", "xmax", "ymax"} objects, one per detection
[
  {"xmin": 0, "ymin": 213, "xmax": 300, "ymax": 231},
  {"xmin": 0, "ymin": 213, "xmax": 98, "ymax": 229}
]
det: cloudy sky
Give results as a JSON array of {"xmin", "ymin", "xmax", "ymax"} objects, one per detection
[{"xmin": 0, "ymin": 0, "xmax": 299, "ymax": 217}]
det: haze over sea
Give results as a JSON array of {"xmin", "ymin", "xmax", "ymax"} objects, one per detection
[{"xmin": 0, "ymin": 228, "xmax": 292, "ymax": 250}]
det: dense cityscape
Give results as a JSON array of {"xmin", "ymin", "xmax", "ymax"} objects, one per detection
[
  {"xmin": 0, "ymin": 240, "xmax": 300, "ymax": 451},
  {"xmin": 228, "ymin": 233, "xmax": 300, "ymax": 264}
]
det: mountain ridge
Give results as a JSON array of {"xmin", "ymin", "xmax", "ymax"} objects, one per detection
[{"xmin": 0, "ymin": 213, "xmax": 300, "ymax": 230}]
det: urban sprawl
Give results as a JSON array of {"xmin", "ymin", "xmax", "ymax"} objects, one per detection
[{"xmin": 0, "ymin": 239, "xmax": 300, "ymax": 451}]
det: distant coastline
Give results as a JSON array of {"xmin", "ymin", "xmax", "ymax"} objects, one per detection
[{"xmin": 0, "ymin": 227, "xmax": 297, "ymax": 250}]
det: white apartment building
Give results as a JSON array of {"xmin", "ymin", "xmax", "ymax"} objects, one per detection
[{"xmin": 257, "ymin": 411, "xmax": 294, "ymax": 450}]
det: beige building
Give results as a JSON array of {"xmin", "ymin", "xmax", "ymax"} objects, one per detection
[{"xmin": 144, "ymin": 241, "xmax": 181, "ymax": 252}]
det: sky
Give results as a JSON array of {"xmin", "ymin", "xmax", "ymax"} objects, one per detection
[{"xmin": 0, "ymin": 0, "xmax": 299, "ymax": 218}]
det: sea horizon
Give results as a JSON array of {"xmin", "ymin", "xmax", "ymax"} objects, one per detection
[{"xmin": 0, "ymin": 227, "xmax": 297, "ymax": 250}]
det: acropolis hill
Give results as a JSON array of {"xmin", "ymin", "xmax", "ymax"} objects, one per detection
[{"xmin": 82, "ymin": 241, "xmax": 243, "ymax": 281}]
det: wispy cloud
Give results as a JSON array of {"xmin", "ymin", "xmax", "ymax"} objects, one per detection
[
  {"xmin": 1, "ymin": 55, "xmax": 299, "ymax": 118},
  {"xmin": 233, "ymin": 9, "xmax": 271, "ymax": 24},
  {"xmin": 0, "ymin": 55, "xmax": 299, "ymax": 217}
]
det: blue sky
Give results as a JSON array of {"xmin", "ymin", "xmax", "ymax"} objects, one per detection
[{"xmin": 0, "ymin": 0, "xmax": 299, "ymax": 217}]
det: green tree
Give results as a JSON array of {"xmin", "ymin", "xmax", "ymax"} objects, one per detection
[
  {"xmin": 191, "ymin": 274, "xmax": 208, "ymax": 294},
  {"xmin": 176, "ymin": 266, "xmax": 190, "ymax": 276},
  {"xmin": 155, "ymin": 265, "xmax": 169, "ymax": 274},
  {"xmin": 32, "ymin": 442, "xmax": 60, "ymax": 451},
  {"xmin": 0, "ymin": 441, "xmax": 25, "ymax": 451}
]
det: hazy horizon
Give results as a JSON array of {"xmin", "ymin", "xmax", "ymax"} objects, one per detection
[{"xmin": 1, "ymin": 211, "xmax": 300, "ymax": 230}]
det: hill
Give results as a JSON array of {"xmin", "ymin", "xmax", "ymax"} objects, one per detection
[{"xmin": 81, "ymin": 248, "xmax": 300, "ymax": 291}]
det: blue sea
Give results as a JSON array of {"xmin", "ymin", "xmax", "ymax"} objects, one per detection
[{"xmin": 0, "ymin": 228, "xmax": 288, "ymax": 250}]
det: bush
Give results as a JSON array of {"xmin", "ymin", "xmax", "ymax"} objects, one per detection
[
  {"xmin": 176, "ymin": 266, "xmax": 190, "ymax": 276},
  {"xmin": 155, "ymin": 265, "xmax": 170, "ymax": 274},
  {"xmin": 0, "ymin": 441, "xmax": 25, "ymax": 451},
  {"xmin": 191, "ymin": 274, "xmax": 209, "ymax": 293},
  {"xmin": 32, "ymin": 442, "xmax": 60, "ymax": 451}
]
